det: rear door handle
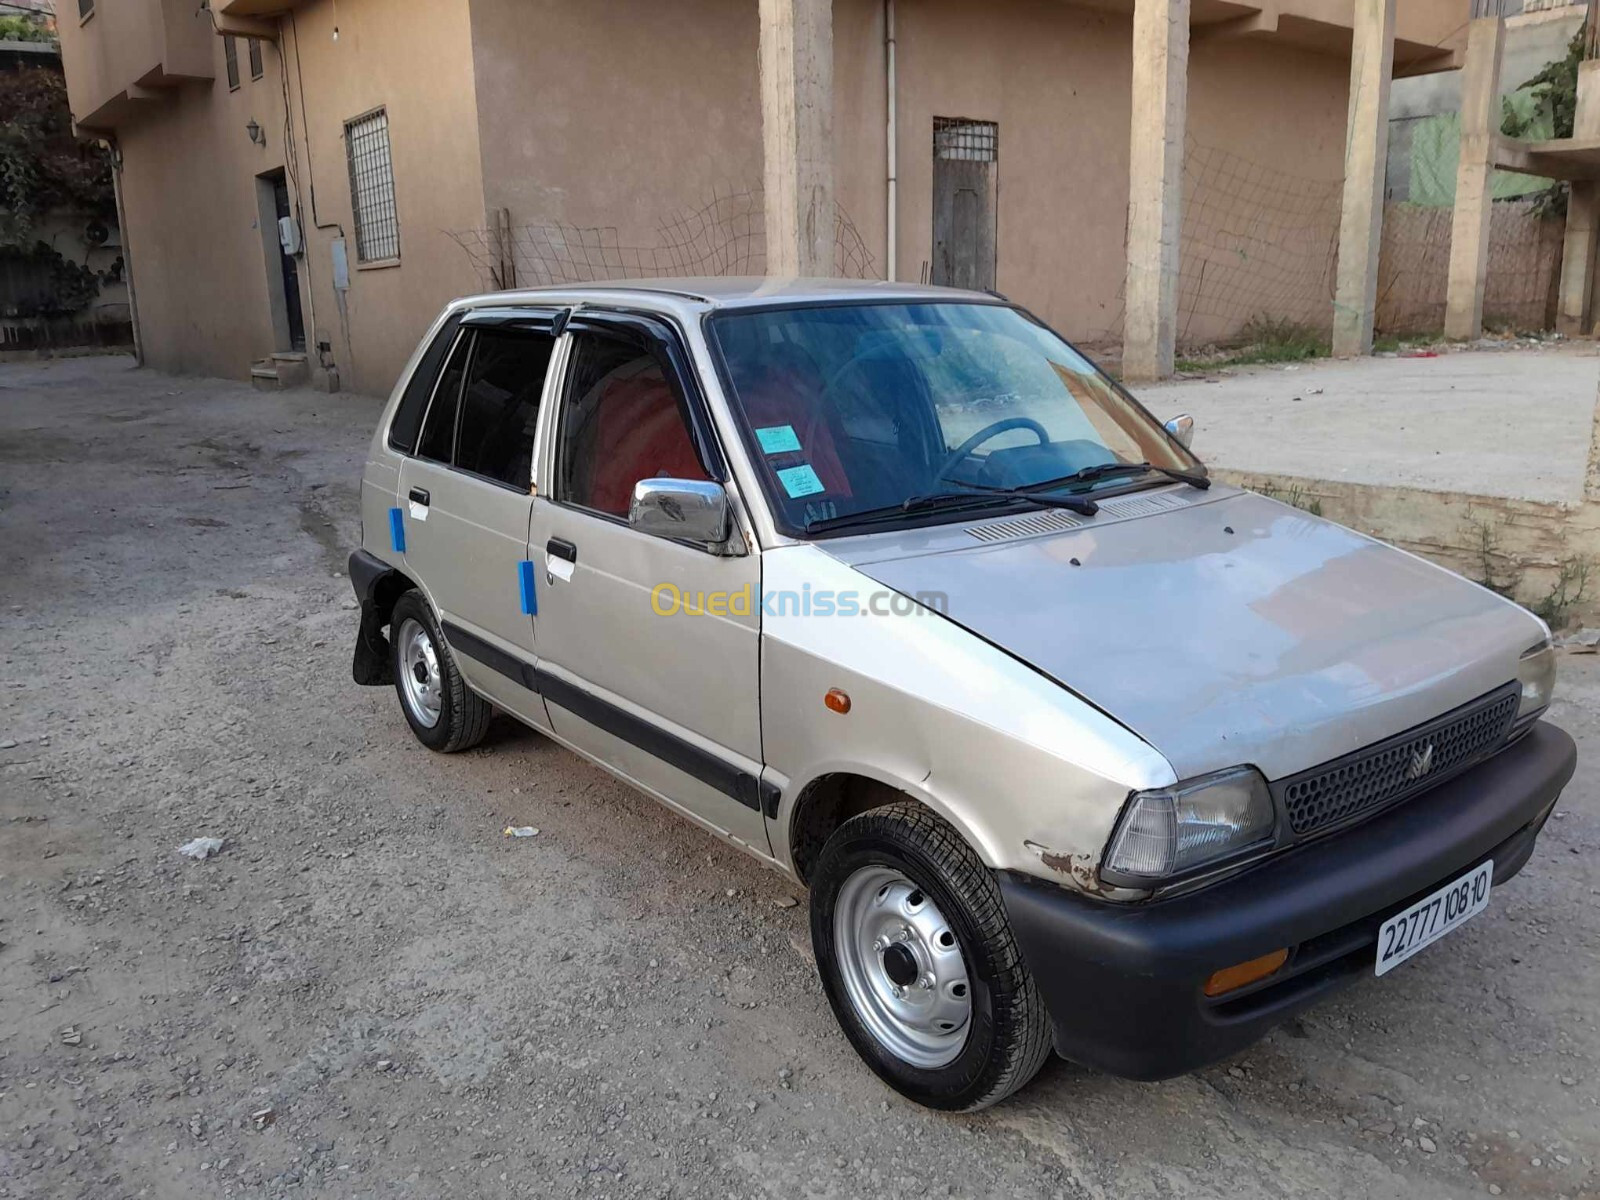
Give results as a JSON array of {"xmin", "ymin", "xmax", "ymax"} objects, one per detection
[
  {"xmin": 408, "ymin": 487, "xmax": 431, "ymax": 506},
  {"xmin": 546, "ymin": 538, "xmax": 577, "ymax": 564}
]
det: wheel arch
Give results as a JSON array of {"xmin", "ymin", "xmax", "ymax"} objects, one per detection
[{"xmin": 784, "ymin": 767, "xmax": 1000, "ymax": 885}]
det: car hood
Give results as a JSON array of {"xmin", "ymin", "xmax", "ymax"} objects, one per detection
[{"xmin": 828, "ymin": 488, "xmax": 1541, "ymax": 781}]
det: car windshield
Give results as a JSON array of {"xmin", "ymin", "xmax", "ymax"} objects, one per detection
[{"xmin": 707, "ymin": 301, "xmax": 1199, "ymax": 534}]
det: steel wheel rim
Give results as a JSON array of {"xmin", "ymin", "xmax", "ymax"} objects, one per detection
[
  {"xmin": 397, "ymin": 617, "xmax": 443, "ymax": 728},
  {"xmin": 833, "ymin": 865, "xmax": 972, "ymax": 1069}
]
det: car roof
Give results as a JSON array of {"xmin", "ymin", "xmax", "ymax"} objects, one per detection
[{"xmin": 448, "ymin": 276, "xmax": 1001, "ymax": 317}]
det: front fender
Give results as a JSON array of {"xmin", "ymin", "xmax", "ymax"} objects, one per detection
[{"xmin": 759, "ymin": 545, "xmax": 1174, "ymax": 896}]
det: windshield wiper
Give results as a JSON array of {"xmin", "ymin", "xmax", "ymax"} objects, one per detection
[
  {"xmin": 926, "ymin": 482, "xmax": 1099, "ymax": 516},
  {"xmin": 1038, "ymin": 461, "xmax": 1211, "ymax": 492},
  {"xmin": 803, "ymin": 492, "xmax": 1018, "ymax": 534}
]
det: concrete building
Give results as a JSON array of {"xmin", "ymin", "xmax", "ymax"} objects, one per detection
[{"xmin": 56, "ymin": 0, "xmax": 1472, "ymax": 394}]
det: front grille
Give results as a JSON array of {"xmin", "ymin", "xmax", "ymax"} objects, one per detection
[{"xmin": 1277, "ymin": 686, "xmax": 1519, "ymax": 837}]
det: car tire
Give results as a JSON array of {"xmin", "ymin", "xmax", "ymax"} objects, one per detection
[
  {"xmin": 388, "ymin": 590, "xmax": 492, "ymax": 753},
  {"xmin": 810, "ymin": 801, "xmax": 1054, "ymax": 1111}
]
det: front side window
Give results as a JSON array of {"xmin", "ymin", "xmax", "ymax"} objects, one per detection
[
  {"xmin": 249, "ymin": 37, "xmax": 264, "ymax": 81},
  {"xmin": 708, "ymin": 302, "xmax": 1198, "ymax": 534},
  {"xmin": 345, "ymin": 108, "xmax": 399, "ymax": 262},
  {"xmin": 224, "ymin": 35, "xmax": 240, "ymax": 90},
  {"xmin": 555, "ymin": 331, "xmax": 710, "ymax": 518},
  {"xmin": 454, "ymin": 329, "xmax": 555, "ymax": 488}
]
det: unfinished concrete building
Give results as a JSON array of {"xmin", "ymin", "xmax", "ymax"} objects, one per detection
[{"xmin": 56, "ymin": 0, "xmax": 1474, "ymax": 393}]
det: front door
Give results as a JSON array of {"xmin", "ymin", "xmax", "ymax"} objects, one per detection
[
  {"xmin": 396, "ymin": 316, "xmax": 559, "ymax": 731},
  {"xmin": 271, "ymin": 177, "xmax": 306, "ymax": 351},
  {"xmin": 931, "ymin": 118, "xmax": 998, "ymax": 292},
  {"xmin": 528, "ymin": 316, "xmax": 768, "ymax": 854}
]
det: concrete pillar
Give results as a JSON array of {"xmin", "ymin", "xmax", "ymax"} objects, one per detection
[
  {"xmin": 1122, "ymin": 0, "xmax": 1189, "ymax": 382},
  {"xmin": 1331, "ymin": 0, "xmax": 1396, "ymax": 358},
  {"xmin": 760, "ymin": 0, "xmax": 834, "ymax": 277},
  {"xmin": 1443, "ymin": 17, "xmax": 1506, "ymax": 342},
  {"xmin": 1557, "ymin": 61, "xmax": 1600, "ymax": 336}
]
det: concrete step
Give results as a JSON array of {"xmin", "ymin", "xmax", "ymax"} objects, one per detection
[{"xmin": 250, "ymin": 352, "xmax": 310, "ymax": 391}]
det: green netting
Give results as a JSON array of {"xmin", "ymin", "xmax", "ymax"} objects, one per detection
[{"xmin": 1407, "ymin": 89, "xmax": 1556, "ymax": 207}]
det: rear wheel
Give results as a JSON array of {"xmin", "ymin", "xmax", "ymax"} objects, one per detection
[
  {"xmin": 810, "ymin": 802, "xmax": 1053, "ymax": 1110},
  {"xmin": 388, "ymin": 590, "xmax": 492, "ymax": 753}
]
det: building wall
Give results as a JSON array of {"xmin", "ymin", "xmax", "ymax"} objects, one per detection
[
  {"xmin": 112, "ymin": 42, "xmax": 290, "ymax": 378},
  {"xmin": 279, "ymin": 0, "xmax": 486, "ymax": 395},
  {"xmin": 892, "ymin": 0, "xmax": 1350, "ymax": 347},
  {"xmin": 81, "ymin": 0, "xmax": 486, "ymax": 394}
]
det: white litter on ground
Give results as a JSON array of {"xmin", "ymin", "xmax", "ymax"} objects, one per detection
[
  {"xmin": 503, "ymin": 826, "xmax": 539, "ymax": 838},
  {"xmin": 178, "ymin": 837, "xmax": 225, "ymax": 860}
]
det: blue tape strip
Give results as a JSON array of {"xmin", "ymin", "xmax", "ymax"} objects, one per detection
[
  {"xmin": 388, "ymin": 507, "xmax": 406, "ymax": 554},
  {"xmin": 518, "ymin": 559, "xmax": 537, "ymax": 616}
]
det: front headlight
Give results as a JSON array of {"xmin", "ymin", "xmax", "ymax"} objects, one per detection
[
  {"xmin": 1103, "ymin": 766, "xmax": 1275, "ymax": 883},
  {"xmin": 1517, "ymin": 638, "xmax": 1557, "ymax": 725}
]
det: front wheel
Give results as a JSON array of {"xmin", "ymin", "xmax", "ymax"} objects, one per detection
[{"xmin": 809, "ymin": 802, "xmax": 1054, "ymax": 1110}]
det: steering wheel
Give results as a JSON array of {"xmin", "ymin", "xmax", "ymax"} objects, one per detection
[{"xmin": 938, "ymin": 417, "xmax": 1050, "ymax": 479}]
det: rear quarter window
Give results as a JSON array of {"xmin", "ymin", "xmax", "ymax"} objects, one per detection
[{"xmin": 387, "ymin": 314, "xmax": 463, "ymax": 454}]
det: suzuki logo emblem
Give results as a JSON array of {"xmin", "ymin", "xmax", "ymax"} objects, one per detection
[{"xmin": 1406, "ymin": 742, "xmax": 1436, "ymax": 781}]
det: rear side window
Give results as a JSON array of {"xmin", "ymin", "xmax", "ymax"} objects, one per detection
[
  {"xmin": 416, "ymin": 331, "xmax": 471, "ymax": 463},
  {"xmin": 454, "ymin": 329, "xmax": 555, "ymax": 488},
  {"xmin": 555, "ymin": 331, "xmax": 710, "ymax": 518},
  {"xmin": 388, "ymin": 314, "xmax": 462, "ymax": 454}
]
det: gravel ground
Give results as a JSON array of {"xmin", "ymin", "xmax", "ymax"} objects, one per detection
[{"xmin": 2, "ymin": 355, "xmax": 1598, "ymax": 1200}]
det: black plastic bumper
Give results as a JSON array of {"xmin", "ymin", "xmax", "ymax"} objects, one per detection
[{"xmin": 999, "ymin": 721, "xmax": 1577, "ymax": 1081}]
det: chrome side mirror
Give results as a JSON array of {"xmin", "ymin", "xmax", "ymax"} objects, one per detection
[
  {"xmin": 1164, "ymin": 413, "xmax": 1195, "ymax": 450},
  {"xmin": 629, "ymin": 478, "xmax": 730, "ymax": 547}
]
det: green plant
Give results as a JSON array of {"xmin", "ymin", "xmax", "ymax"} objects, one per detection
[
  {"xmin": 0, "ymin": 14, "xmax": 55, "ymax": 43},
  {"xmin": 1501, "ymin": 31, "xmax": 1583, "ymax": 220},
  {"xmin": 0, "ymin": 66, "xmax": 114, "ymax": 250},
  {"xmin": 1174, "ymin": 315, "xmax": 1329, "ymax": 371},
  {"xmin": 0, "ymin": 241, "xmax": 103, "ymax": 317},
  {"xmin": 1254, "ymin": 482, "xmax": 1323, "ymax": 517},
  {"xmin": 1530, "ymin": 557, "xmax": 1591, "ymax": 629}
]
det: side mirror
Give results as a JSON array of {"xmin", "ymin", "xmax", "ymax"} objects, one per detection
[
  {"xmin": 629, "ymin": 478, "xmax": 730, "ymax": 546},
  {"xmin": 1164, "ymin": 413, "xmax": 1195, "ymax": 450}
]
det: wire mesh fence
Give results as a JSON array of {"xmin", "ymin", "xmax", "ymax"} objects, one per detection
[
  {"xmin": 1377, "ymin": 197, "xmax": 1563, "ymax": 334},
  {"xmin": 449, "ymin": 184, "xmax": 877, "ymax": 291},
  {"xmin": 1082, "ymin": 137, "xmax": 1345, "ymax": 349}
]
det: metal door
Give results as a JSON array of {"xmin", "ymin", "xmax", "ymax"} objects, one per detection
[
  {"xmin": 931, "ymin": 118, "xmax": 998, "ymax": 292},
  {"xmin": 396, "ymin": 317, "xmax": 562, "ymax": 732},
  {"xmin": 271, "ymin": 178, "xmax": 306, "ymax": 351},
  {"xmin": 528, "ymin": 315, "xmax": 769, "ymax": 855}
]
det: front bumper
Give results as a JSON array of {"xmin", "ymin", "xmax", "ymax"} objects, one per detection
[{"xmin": 999, "ymin": 721, "xmax": 1576, "ymax": 1081}]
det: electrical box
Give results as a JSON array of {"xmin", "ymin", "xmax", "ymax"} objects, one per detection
[{"xmin": 278, "ymin": 215, "xmax": 302, "ymax": 257}]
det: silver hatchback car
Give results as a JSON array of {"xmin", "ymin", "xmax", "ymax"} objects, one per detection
[{"xmin": 349, "ymin": 279, "xmax": 1575, "ymax": 1110}]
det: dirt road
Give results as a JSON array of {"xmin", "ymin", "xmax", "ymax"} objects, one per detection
[{"xmin": 2, "ymin": 356, "xmax": 1597, "ymax": 1199}]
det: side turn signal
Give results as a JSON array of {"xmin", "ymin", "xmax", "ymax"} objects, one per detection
[{"xmin": 824, "ymin": 688, "xmax": 852, "ymax": 714}]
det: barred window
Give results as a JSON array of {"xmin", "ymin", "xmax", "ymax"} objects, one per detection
[
  {"xmin": 224, "ymin": 36, "xmax": 240, "ymax": 91},
  {"xmin": 345, "ymin": 108, "xmax": 400, "ymax": 263},
  {"xmin": 248, "ymin": 37, "xmax": 263, "ymax": 81}
]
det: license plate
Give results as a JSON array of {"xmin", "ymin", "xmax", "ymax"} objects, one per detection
[{"xmin": 1375, "ymin": 860, "xmax": 1493, "ymax": 977}]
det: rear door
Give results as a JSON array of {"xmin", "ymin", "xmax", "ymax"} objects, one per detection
[
  {"xmin": 527, "ymin": 313, "xmax": 769, "ymax": 854},
  {"xmin": 396, "ymin": 311, "xmax": 561, "ymax": 730}
]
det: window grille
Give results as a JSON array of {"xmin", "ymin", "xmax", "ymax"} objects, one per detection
[
  {"xmin": 934, "ymin": 118, "xmax": 998, "ymax": 163},
  {"xmin": 224, "ymin": 35, "xmax": 240, "ymax": 91},
  {"xmin": 345, "ymin": 108, "xmax": 400, "ymax": 262},
  {"xmin": 249, "ymin": 37, "xmax": 263, "ymax": 80}
]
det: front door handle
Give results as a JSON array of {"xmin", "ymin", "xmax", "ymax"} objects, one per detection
[
  {"xmin": 546, "ymin": 538, "xmax": 577, "ymax": 564},
  {"xmin": 408, "ymin": 487, "xmax": 431, "ymax": 506}
]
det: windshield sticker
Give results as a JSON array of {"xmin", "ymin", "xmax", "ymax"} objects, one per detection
[
  {"xmin": 755, "ymin": 424, "xmax": 803, "ymax": 455},
  {"xmin": 777, "ymin": 463, "xmax": 826, "ymax": 498}
]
